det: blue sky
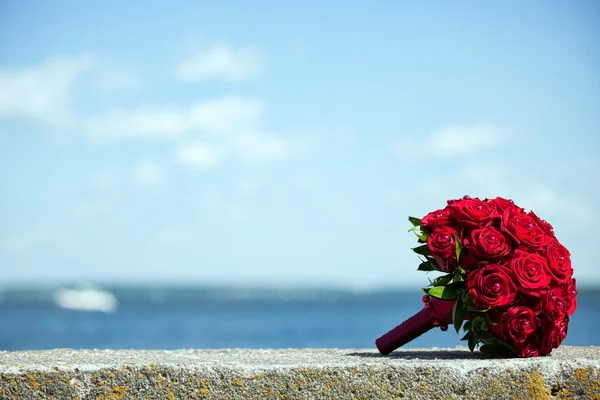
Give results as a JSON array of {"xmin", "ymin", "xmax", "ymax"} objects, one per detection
[{"xmin": 1, "ymin": 1, "xmax": 599, "ymax": 288}]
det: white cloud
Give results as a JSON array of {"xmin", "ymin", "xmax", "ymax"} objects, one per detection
[
  {"xmin": 91, "ymin": 63, "xmax": 141, "ymax": 93},
  {"xmin": 83, "ymin": 96, "xmax": 263, "ymax": 143},
  {"xmin": 133, "ymin": 161, "xmax": 165, "ymax": 186},
  {"xmin": 175, "ymin": 43, "xmax": 265, "ymax": 82},
  {"xmin": 430, "ymin": 123, "xmax": 501, "ymax": 157},
  {"xmin": 1, "ymin": 226, "xmax": 73, "ymax": 253},
  {"xmin": 0, "ymin": 55, "xmax": 145, "ymax": 129},
  {"xmin": 188, "ymin": 97, "xmax": 263, "ymax": 134},
  {"xmin": 230, "ymin": 132, "xmax": 289, "ymax": 162},
  {"xmin": 0, "ymin": 55, "xmax": 94, "ymax": 127},
  {"xmin": 84, "ymin": 106, "xmax": 188, "ymax": 142},
  {"xmin": 176, "ymin": 141, "xmax": 226, "ymax": 170},
  {"xmin": 396, "ymin": 123, "xmax": 504, "ymax": 159}
]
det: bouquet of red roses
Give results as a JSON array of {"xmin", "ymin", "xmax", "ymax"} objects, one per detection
[{"xmin": 375, "ymin": 196, "xmax": 577, "ymax": 358}]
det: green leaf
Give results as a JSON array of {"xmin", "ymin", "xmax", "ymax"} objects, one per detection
[
  {"xmin": 468, "ymin": 332, "xmax": 477, "ymax": 352},
  {"xmin": 471, "ymin": 316, "xmax": 484, "ymax": 332},
  {"xmin": 417, "ymin": 261, "xmax": 437, "ymax": 272},
  {"xmin": 426, "ymin": 286, "xmax": 459, "ymax": 300},
  {"xmin": 481, "ymin": 319, "xmax": 489, "ymax": 331},
  {"xmin": 450, "ymin": 274, "xmax": 465, "ymax": 284},
  {"xmin": 464, "ymin": 293, "xmax": 490, "ymax": 312},
  {"xmin": 479, "ymin": 344, "xmax": 493, "ymax": 357},
  {"xmin": 413, "ymin": 231, "xmax": 428, "ymax": 242},
  {"xmin": 430, "ymin": 273, "xmax": 453, "ymax": 286},
  {"xmin": 446, "ymin": 281, "xmax": 467, "ymax": 290},
  {"xmin": 408, "ymin": 225, "xmax": 421, "ymax": 233},
  {"xmin": 463, "ymin": 320, "xmax": 471, "ymax": 332},
  {"xmin": 412, "ymin": 244, "xmax": 430, "ymax": 256},
  {"xmin": 479, "ymin": 341, "xmax": 518, "ymax": 358},
  {"xmin": 480, "ymin": 336, "xmax": 499, "ymax": 345},
  {"xmin": 454, "ymin": 235, "xmax": 463, "ymax": 262},
  {"xmin": 452, "ymin": 292, "xmax": 467, "ymax": 333},
  {"xmin": 460, "ymin": 331, "xmax": 470, "ymax": 341},
  {"xmin": 408, "ymin": 216, "xmax": 422, "ymax": 227}
]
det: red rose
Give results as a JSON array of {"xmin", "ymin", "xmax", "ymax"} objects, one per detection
[
  {"xmin": 446, "ymin": 195, "xmax": 473, "ymax": 205},
  {"xmin": 453, "ymin": 198, "xmax": 500, "ymax": 229},
  {"xmin": 542, "ymin": 239, "xmax": 573, "ymax": 283},
  {"xmin": 492, "ymin": 306, "xmax": 538, "ymax": 344},
  {"xmin": 539, "ymin": 316, "xmax": 568, "ymax": 355},
  {"xmin": 466, "ymin": 263, "xmax": 518, "ymax": 309},
  {"xmin": 462, "ymin": 227, "xmax": 512, "ymax": 269},
  {"xmin": 501, "ymin": 206, "xmax": 546, "ymax": 249},
  {"xmin": 541, "ymin": 288, "xmax": 569, "ymax": 319},
  {"xmin": 490, "ymin": 197, "xmax": 518, "ymax": 214},
  {"xmin": 514, "ymin": 343, "xmax": 541, "ymax": 358},
  {"xmin": 427, "ymin": 227, "xmax": 458, "ymax": 272},
  {"xmin": 529, "ymin": 211, "xmax": 554, "ymax": 237},
  {"xmin": 508, "ymin": 249, "xmax": 552, "ymax": 295},
  {"xmin": 422, "ymin": 207, "xmax": 457, "ymax": 229},
  {"xmin": 565, "ymin": 278, "xmax": 577, "ymax": 315},
  {"xmin": 517, "ymin": 292, "xmax": 543, "ymax": 314}
]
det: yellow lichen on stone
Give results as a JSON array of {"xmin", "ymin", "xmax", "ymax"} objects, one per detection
[
  {"xmin": 523, "ymin": 370, "xmax": 550, "ymax": 400},
  {"xmin": 108, "ymin": 385, "xmax": 128, "ymax": 400},
  {"xmin": 571, "ymin": 367, "xmax": 600, "ymax": 399},
  {"xmin": 27, "ymin": 375, "xmax": 40, "ymax": 391}
]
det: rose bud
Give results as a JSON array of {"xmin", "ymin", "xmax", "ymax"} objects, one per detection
[
  {"xmin": 501, "ymin": 206, "xmax": 546, "ymax": 249},
  {"xmin": 466, "ymin": 263, "xmax": 518, "ymax": 309},
  {"xmin": 427, "ymin": 227, "xmax": 458, "ymax": 273},
  {"xmin": 542, "ymin": 239, "xmax": 573, "ymax": 283},
  {"xmin": 508, "ymin": 249, "xmax": 552, "ymax": 295}
]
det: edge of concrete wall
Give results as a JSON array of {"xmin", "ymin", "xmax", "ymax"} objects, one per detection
[{"xmin": 1, "ymin": 346, "xmax": 599, "ymax": 399}]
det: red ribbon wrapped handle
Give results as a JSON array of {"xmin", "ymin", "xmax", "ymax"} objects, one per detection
[{"xmin": 375, "ymin": 298, "xmax": 456, "ymax": 355}]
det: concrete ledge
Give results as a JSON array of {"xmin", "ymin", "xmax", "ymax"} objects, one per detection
[{"xmin": 1, "ymin": 347, "xmax": 599, "ymax": 399}]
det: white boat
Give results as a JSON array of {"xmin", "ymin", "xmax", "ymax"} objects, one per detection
[{"xmin": 53, "ymin": 286, "xmax": 118, "ymax": 313}]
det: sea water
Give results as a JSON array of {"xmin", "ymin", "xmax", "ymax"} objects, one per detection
[{"xmin": 1, "ymin": 287, "xmax": 598, "ymax": 350}]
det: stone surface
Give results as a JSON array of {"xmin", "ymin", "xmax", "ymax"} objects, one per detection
[{"xmin": 0, "ymin": 347, "xmax": 599, "ymax": 399}]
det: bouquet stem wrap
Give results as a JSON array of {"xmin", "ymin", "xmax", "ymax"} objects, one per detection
[{"xmin": 376, "ymin": 297, "xmax": 455, "ymax": 355}]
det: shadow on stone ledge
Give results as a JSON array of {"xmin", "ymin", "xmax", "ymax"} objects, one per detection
[{"xmin": 347, "ymin": 349, "xmax": 487, "ymax": 360}]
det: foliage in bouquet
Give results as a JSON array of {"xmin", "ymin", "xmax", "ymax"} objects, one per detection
[{"xmin": 410, "ymin": 195, "xmax": 577, "ymax": 358}]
